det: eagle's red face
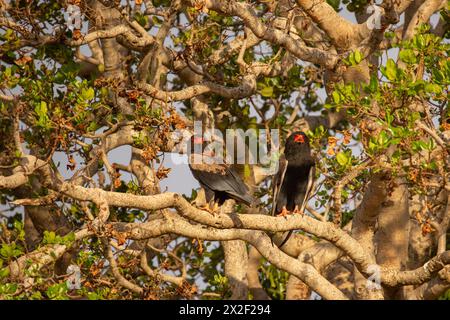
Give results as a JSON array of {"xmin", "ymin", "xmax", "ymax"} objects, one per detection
[{"xmin": 293, "ymin": 134, "xmax": 305, "ymax": 144}]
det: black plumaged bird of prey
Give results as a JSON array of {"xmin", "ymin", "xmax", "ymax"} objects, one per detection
[
  {"xmin": 271, "ymin": 131, "xmax": 315, "ymax": 247},
  {"xmin": 188, "ymin": 135, "xmax": 254, "ymax": 210}
]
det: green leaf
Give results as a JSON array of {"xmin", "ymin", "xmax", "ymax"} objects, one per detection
[
  {"xmin": 368, "ymin": 75, "xmax": 378, "ymax": 93},
  {"xmin": 345, "ymin": 50, "xmax": 363, "ymax": 66},
  {"xmin": 336, "ymin": 152, "xmax": 349, "ymax": 166},
  {"xmin": 385, "ymin": 111, "xmax": 394, "ymax": 126},
  {"xmin": 399, "ymin": 49, "xmax": 417, "ymax": 64},
  {"xmin": 30, "ymin": 292, "xmax": 43, "ymax": 300},
  {"xmin": 0, "ymin": 267, "xmax": 10, "ymax": 279},
  {"xmin": 326, "ymin": 0, "xmax": 340, "ymax": 11},
  {"xmin": 412, "ymin": 140, "xmax": 427, "ymax": 152},
  {"xmin": 87, "ymin": 292, "xmax": 102, "ymax": 300},
  {"xmin": 134, "ymin": 12, "xmax": 149, "ymax": 26},
  {"xmin": 354, "ymin": 50, "xmax": 363, "ymax": 64},
  {"xmin": 385, "ymin": 59, "xmax": 398, "ymax": 81},
  {"xmin": 63, "ymin": 232, "xmax": 76, "ymax": 244},
  {"xmin": 425, "ymin": 83, "xmax": 442, "ymax": 94},
  {"xmin": 46, "ymin": 282, "xmax": 68, "ymax": 300},
  {"xmin": 4, "ymin": 67, "xmax": 11, "ymax": 77},
  {"xmin": 347, "ymin": 53, "xmax": 356, "ymax": 66},
  {"xmin": 35, "ymin": 101, "xmax": 50, "ymax": 128},
  {"xmin": 332, "ymin": 91, "xmax": 341, "ymax": 104},
  {"xmin": 259, "ymin": 86, "xmax": 273, "ymax": 98},
  {"xmin": 0, "ymin": 283, "xmax": 17, "ymax": 295},
  {"xmin": 43, "ymin": 231, "xmax": 58, "ymax": 245},
  {"xmin": 81, "ymin": 87, "xmax": 95, "ymax": 101},
  {"xmin": 88, "ymin": 121, "xmax": 99, "ymax": 132},
  {"xmin": 14, "ymin": 221, "xmax": 25, "ymax": 241},
  {"xmin": 378, "ymin": 131, "xmax": 389, "ymax": 146},
  {"xmin": 414, "ymin": 34, "xmax": 426, "ymax": 49},
  {"xmin": 36, "ymin": 100, "xmax": 47, "ymax": 116},
  {"xmin": 384, "ymin": 31, "xmax": 395, "ymax": 39},
  {"xmin": 152, "ymin": 16, "xmax": 164, "ymax": 26},
  {"xmin": 0, "ymin": 243, "xmax": 23, "ymax": 260}
]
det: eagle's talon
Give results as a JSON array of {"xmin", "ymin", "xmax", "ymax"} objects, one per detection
[
  {"xmin": 212, "ymin": 201, "xmax": 220, "ymax": 214},
  {"xmin": 199, "ymin": 202, "xmax": 219, "ymax": 215},
  {"xmin": 293, "ymin": 205, "xmax": 303, "ymax": 215},
  {"xmin": 277, "ymin": 206, "xmax": 290, "ymax": 217}
]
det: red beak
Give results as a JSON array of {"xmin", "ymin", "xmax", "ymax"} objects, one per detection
[{"xmin": 294, "ymin": 134, "xmax": 305, "ymax": 143}]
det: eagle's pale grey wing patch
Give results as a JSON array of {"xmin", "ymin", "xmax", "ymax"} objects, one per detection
[
  {"xmin": 299, "ymin": 165, "xmax": 316, "ymax": 213},
  {"xmin": 271, "ymin": 155, "xmax": 288, "ymax": 216}
]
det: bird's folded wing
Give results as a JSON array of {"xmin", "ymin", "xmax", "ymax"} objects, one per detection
[
  {"xmin": 190, "ymin": 158, "xmax": 249, "ymax": 195},
  {"xmin": 271, "ymin": 154, "xmax": 288, "ymax": 216},
  {"xmin": 300, "ymin": 165, "xmax": 316, "ymax": 213}
]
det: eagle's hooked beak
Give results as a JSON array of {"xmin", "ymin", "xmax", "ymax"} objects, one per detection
[{"xmin": 294, "ymin": 134, "xmax": 305, "ymax": 144}]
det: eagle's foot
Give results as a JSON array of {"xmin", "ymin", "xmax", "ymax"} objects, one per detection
[
  {"xmin": 211, "ymin": 201, "xmax": 220, "ymax": 215},
  {"xmin": 199, "ymin": 202, "xmax": 219, "ymax": 215},
  {"xmin": 293, "ymin": 205, "xmax": 303, "ymax": 215},
  {"xmin": 277, "ymin": 206, "xmax": 290, "ymax": 217}
]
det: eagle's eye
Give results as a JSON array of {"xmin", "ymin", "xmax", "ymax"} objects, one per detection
[{"xmin": 294, "ymin": 134, "xmax": 305, "ymax": 144}]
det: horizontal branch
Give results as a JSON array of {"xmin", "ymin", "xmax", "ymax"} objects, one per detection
[
  {"xmin": 50, "ymin": 184, "xmax": 450, "ymax": 288},
  {"xmin": 406, "ymin": 266, "xmax": 450, "ymax": 300},
  {"xmin": 0, "ymin": 155, "xmax": 60, "ymax": 189},
  {"xmin": 136, "ymin": 74, "xmax": 256, "ymax": 101},
  {"xmin": 66, "ymin": 25, "xmax": 154, "ymax": 48}
]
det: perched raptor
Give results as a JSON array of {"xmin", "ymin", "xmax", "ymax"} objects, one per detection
[
  {"xmin": 188, "ymin": 135, "xmax": 254, "ymax": 210},
  {"xmin": 271, "ymin": 131, "xmax": 315, "ymax": 246}
]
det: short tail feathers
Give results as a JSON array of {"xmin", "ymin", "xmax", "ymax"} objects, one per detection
[{"xmin": 231, "ymin": 192, "xmax": 255, "ymax": 207}]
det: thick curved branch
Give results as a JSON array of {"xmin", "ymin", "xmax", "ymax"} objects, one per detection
[
  {"xmin": 403, "ymin": 0, "xmax": 447, "ymax": 40},
  {"xmin": 52, "ymin": 184, "xmax": 450, "ymax": 288},
  {"xmin": 295, "ymin": 0, "xmax": 364, "ymax": 48},
  {"xmin": 110, "ymin": 213, "xmax": 348, "ymax": 300},
  {"xmin": 66, "ymin": 25, "xmax": 150, "ymax": 46},
  {"xmin": 406, "ymin": 265, "xmax": 450, "ymax": 299},
  {"xmin": 191, "ymin": 0, "xmax": 338, "ymax": 68},
  {"xmin": 0, "ymin": 155, "xmax": 61, "ymax": 189}
]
